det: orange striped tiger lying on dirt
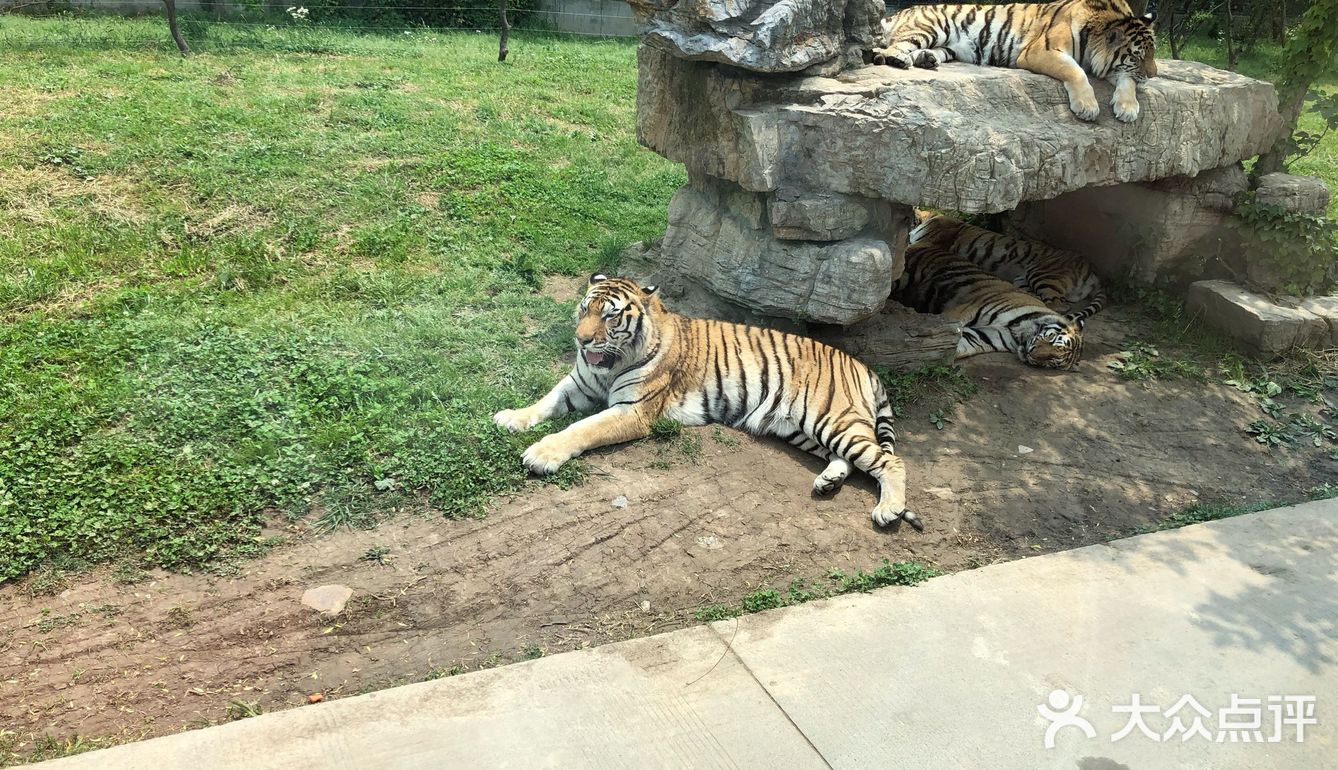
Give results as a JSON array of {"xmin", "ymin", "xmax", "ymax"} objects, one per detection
[
  {"xmin": 871, "ymin": 0, "xmax": 1158, "ymax": 122},
  {"xmin": 494, "ymin": 274, "xmax": 921, "ymax": 531}
]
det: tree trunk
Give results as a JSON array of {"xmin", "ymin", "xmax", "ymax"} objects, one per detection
[
  {"xmin": 163, "ymin": 0, "xmax": 190, "ymax": 56},
  {"xmin": 498, "ymin": 0, "xmax": 510, "ymax": 62},
  {"xmin": 1169, "ymin": 0, "xmax": 1182, "ymax": 59},
  {"xmin": 1225, "ymin": 0, "xmax": 1237, "ymax": 70}
]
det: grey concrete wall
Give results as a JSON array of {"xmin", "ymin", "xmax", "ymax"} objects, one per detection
[{"xmin": 535, "ymin": 0, "xmax": 638, "ymax": 37}]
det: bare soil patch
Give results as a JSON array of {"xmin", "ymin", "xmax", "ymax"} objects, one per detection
[{"xmin": 0, "ymin": 311, "xmax": 1328, "ymax": 754}]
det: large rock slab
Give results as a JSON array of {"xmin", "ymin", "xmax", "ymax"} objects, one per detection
[
  {"xmin": 628, "ymin": 0, "xmax": 884, "ymax": 74},
  {"xmin": 657, "ymin": 175, "xmax": 903, "ymax": 325},
  {"xmin": 637, "ymin": 49, "xmax": 1283, "ymax": 213},
  {"xmin": 1186, "ymin": 280, "xmax": 1328, "ymax": 356}
]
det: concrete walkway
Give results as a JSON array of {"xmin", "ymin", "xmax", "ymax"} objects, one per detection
[{"xmin": 39, "ymin": 499, "xmax": 1338, "ymax": 769}]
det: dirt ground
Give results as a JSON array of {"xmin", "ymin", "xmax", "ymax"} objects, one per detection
[{"xmin": 0, "ymin": 309, "xmax": 1330, "ymax": 754}]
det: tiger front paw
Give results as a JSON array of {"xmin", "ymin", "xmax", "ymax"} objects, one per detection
[
  {"xmin": 912, "ymin": 50, "xmax": 938, "ymax": 69},
  {"xmin": 521, "ymin": 435, "xmax": 575, "ymax": 475},
  {"xmin": 493, "ymin": 407, "xmax": 541, "ymax": 433},
  {"xmin": 1068, "ymin": 93, "xmax": 1100, "ymax": 122},
  {"xmin": 1112, "ymin": 96, "xmax": 1140, "ymax": 123},
  {"xmin": 871, "ymin": 49, "xmax": 913, "ymax": 69}
]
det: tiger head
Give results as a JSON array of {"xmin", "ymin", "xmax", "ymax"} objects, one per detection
[
  {"xmin": 573, "ymin": 274, "xmax": 663, "ymax": 370},
  {"xmin": 1024, "ymin": 320, "xmax": 1084, "ymax": 371},
  {"xmin": 1103, "ymin": 4, "xmax": 1159, "ymax": 82}
]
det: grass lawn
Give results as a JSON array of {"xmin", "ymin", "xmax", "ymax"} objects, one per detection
[
  {"xmin": 0, "ymin": 16, "xmax": 684, "ymax": 582},
  {"xmin": 0, "ymin": 16, "xmax": 1333, "ymax": 584}
]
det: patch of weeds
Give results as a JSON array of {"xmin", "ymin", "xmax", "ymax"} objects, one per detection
[
  {"xmin": 35, "ymin": 611, "xmax": 83, "ymax": 635},
  {"xmin": 90, "ymin": 603, "xmax": 122, "ymax": 619},
  {"xmin": 692, "ymin": 559, "xmax": 940, "ymax": 623},
  {"xmin": 928, "ymin": 409, "xmax": 950, "ymax": 430},
  {"xmin": 833, "ymin": 560, "xmax": 941, "ymax": 593},
  {"xmin": 543, "ymin": 459, "xmax": 588, "ymax": 490},
  {"xmin": 1309, "ymin": 483, "xmax": 1338, "ymax": 501},
  {"xmin": 1289, "ymin": 413, "xmax": 1338, "ymax": 447},
  {"xmin": 25, "ymin": 566, "xmax": 69, "ymax": 598},
  {"xmin": 710, "ymin": 426, "xmax": 741, "ymax": 448},
  {"xmin": 879, "ymin": 365, "xmax": 977, "ymax": 417},
  {"xmin": 1245, "ymin": 420, "xmax": 1294, "ymax": 447},
  {"xmin": 164, "ymin": 607, "xmax": 194, "ymax": 629},
  {"xmin": 360, "ymin": 545, "xmax": 392, "ymax": 566},
  {"xmin": 740, "ymin": 589, "xmax": 785, "ymax": 614},
  {"xmin": 648, "ymin": 419, "xmax": 701, "ymax": 470},
  {"xmin": 649, "ymin": 418, "xmax": 683, "ymax": 441},
  {"xmin": 2, "ymin": 733, "xmax": 105, "ymax": 765},
  {"xmin": 692, "ymin": 604, "xmax": 738, "ymax": 623},
  {"xmin": 110, "ymin": 562, "xmax": 149, "ymax": 585},
  {"xmin": 1139, "ymin": 500, "xmax": 1279, "ymax": 534},
  {"xmin": 1108, "ymin": 342, "xmax": 1205, "ymax": 382},
  {"xmin": 522, "ymin": 645, "xmax": 546, "ymax": 660},
  {"xmin": 225, "ymin": 701, "xmax": 264, "ymax": 721},
  {"xmin": 424, "ymin": 664, "xmax": 468, "ymax": 680}
]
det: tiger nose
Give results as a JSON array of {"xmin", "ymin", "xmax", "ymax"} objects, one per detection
[{"xmin": 576, "ymin": 334, "xmax": 594, "ymax": 347}]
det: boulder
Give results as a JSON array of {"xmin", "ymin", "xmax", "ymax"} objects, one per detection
[
  {"xmin": 656, "ymin": 175, "xmax": 904, "ymax": 325},
  {"xmin": 627, "ymin": 0, "xmax": 885, "ymax": 74},
  {"xmin": 1254, "ymin": 173, "xmax": 1331, "ymax": 215},
  {"xmin": 637, "ymin": 48, "xmax": 1284, "ymax": 213},
  {"xmin": 1186, "ymin": 280, "xmax": 1328, "ymax": 356},
  {"xmin": 1007, "ymin": 165, "xmax": 1248, "ymax": 284},
  {"xmin": 1295, "ymin": 296, "xmax": 1338, "ymax": 348}
]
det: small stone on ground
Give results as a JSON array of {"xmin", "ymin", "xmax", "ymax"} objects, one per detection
[{"xmin": 301, "ymin": 585, "xmax": 353, "ymax": 617}]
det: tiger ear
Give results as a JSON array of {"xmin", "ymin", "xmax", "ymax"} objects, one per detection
[
  {"xmin": 641, "ymin": 284, "xmax": 658, "ymax": 296},
  {"xmin": 1142, "ymin": 0, "xmax": 1157, "ymax": 23},
  {"xmin": 589, "ymin": 273, "xmax": 608, "ymax": 285},
  {"xmin": 1106, "ymin": 27, "xmax": 1121, "ymax": 46}
]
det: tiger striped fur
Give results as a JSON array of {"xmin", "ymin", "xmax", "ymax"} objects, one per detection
[
  {"xmin": 910, "ymin": 213, "xmax": 1106, "ymax": 326},
  {"xmin": 892, "ymin": 242, "xmax": 1085, "ymax": 370},
  {"xmin": 493, "ymin": 274, "xmax": 920, "ymax": 531},
  {"xmin": 871, "ymin": 0, "xmax": 1158, "ymax": 123}
]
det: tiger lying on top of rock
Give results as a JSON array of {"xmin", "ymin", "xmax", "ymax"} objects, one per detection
[
  {"xmin": 911, "ymin": 213, "xmax": 1107, "ymax": 326},
  {"xmin": 494, "ymin": 275, "xmax": 922, "ymax": 531},
  {"xmin": 871, "ymin": 0, "xmax": 1158, "ymax": 123}
]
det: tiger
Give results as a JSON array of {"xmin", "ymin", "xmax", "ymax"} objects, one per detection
[
  {"xmin": 493, "ymin": 274, "xmax": 922, "ymax": 531},
  {"xmin": 891, "ymin": 241, "xmax": 1085, "ymax": 369},
  {"xmin": 910, "ymin": 213, "xmax": 1106, "ymax": 326},
  {"xmin": 870, "ymin": 0, "xmax": 1159, "ymax": 123}
]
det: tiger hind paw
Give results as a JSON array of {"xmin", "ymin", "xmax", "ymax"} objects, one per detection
[
  {"xmin": 872, "ymin": 49, "xmax": 913, "ymax": 69},
  {"xmin": 912, "ymin": 50, "xmax": 938, "ymax": 69},
  {"xmin": 872, "ymin": 505, "xmax": 924, "ymax": 532}
]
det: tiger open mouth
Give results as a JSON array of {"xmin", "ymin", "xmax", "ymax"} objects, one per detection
[{"xmin": 582, "ymin": 349, "xmax": 617, "ymax": 368}]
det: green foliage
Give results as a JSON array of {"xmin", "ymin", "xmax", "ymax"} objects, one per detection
[
  {"xmin": 1141, "ymin": 499, "xmax": 1277, "ymax": 534},
  {"xmin": 878, "ymin": 365, "xmax": 977, "ymax": 418},
  {"xmin": 693, "ymin": 604, "xmax": 737, "ymax": 623},
  {"xmin": 1245, "ymin": 419, "xmax": 1294, "ymax": 447},
  {"xmin": 649, "ymin": 418, "xmax": 684, "ymax": 441},
  {"xmin": 1107, "ymin": 342, "xmax": 1205, "ymax": 382},
  {"xmin": 692, "ymin": 560, "xmax": 941, "ymax": 622},
  {"xmin": 1230, "ymin": 192, "xmax": 1337, "ymax": 295}
]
